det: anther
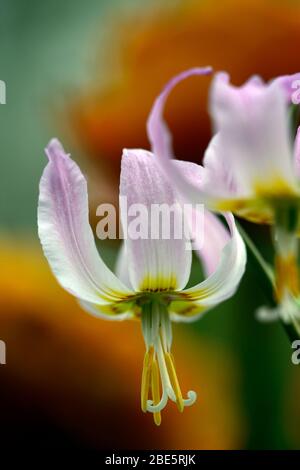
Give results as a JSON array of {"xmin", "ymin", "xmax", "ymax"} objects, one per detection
[
  {"xmin": 151, "ymin": 357, "xmax": 162, "ymax": 426},
  {"xmin": 164, "ymin": 352, "xmax": 184, "ymax": 412}
]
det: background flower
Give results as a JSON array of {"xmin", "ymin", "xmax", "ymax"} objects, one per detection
[{"xmin": 67, "ymin": 0, "xmax": 300, "ymax": 204}]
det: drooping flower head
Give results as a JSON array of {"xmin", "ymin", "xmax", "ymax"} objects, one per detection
[
  {"xmin": 148, "ymin": 67, "xmax": 300, "ymax": 331},
  {"xmin": 38, "ymin": 134, "xmax": 246, "ymax": 424}
]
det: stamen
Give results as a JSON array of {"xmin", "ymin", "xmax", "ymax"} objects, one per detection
[
  {"xmin": 140, "ymin": 299, "xmax": 197, "ymax": 422},
  {"xmin": 155, "ymin": 334, "xmax": 176, "ymax": 402},
  {"xmin": 141, "ymin": 346, "xmax": 154, "ymax": 412},
  {"xmin": 164, "ymin": 351, "xmax": 184, "ymax": 412},
  {"xmin": 151, "ymin": 356, "xmax": 161, "ymax": 426}
]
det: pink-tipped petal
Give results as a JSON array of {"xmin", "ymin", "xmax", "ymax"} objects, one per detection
[{"xmin": 38, "ymin": 139, "xmax": 133, "ymax": 305}]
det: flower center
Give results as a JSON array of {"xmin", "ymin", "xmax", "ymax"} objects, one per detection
[{"xmin": 140, "ymin": 298, "xmax": 196, "ymax": 426}]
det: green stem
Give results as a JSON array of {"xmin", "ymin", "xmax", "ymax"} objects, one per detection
[{"xmin": 236, "ymin": 221, "xmax": 274, "ymax": 286}]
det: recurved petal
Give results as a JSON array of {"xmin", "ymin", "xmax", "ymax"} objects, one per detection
[
  {"xmin": 147, "ymin": 67, "xmax": 212, "ymax": 160},
  {"xmin": 171, "ymin": 213, "xmax": 246, "ymax": 321},
  {"xmin": 38, "ymin": 139, "xmax": 133, "ymax": 305},
  {"xmin": 120, "ymin": 149, "xmax": 192, "ymax": 292},
  {"xmin": 146, "ymin": 67, "xmax": 216, "ymax": 206}
]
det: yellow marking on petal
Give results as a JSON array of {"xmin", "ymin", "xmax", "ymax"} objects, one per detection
[
  {"xmin": 254, "ymin": 177, "xmax": 298, "ymax": 199},
  {"xmin": 215, "ymin": 177, "xmax": 300, "ymax": 225},
  {"xmin": 138, "ymin": 274, "xmax": 178, "ymax": 293},
  {"xmin": 216, "ymin": 198, "xmax": 273, "ymax": 224},
  {"xmin": 216, "ymin": 198, "xmax": 250, "ymax": 212},
  {"xmin": 93, "ymin": 300, "xmax": 139, "ymax": 317},
  {"xmin": 170, "ymin": 299, "xmax": 207, "ymax": 314},
  {"xmin": 100, "ymin": 287, "xmax": 136, "ymax": 303},
  {"xmin": 165, "ymin": 352, "xmax": 184, "ymax": 413},
  {"xmin": 275, "ymin": 254, "xmax": 299, "ymax": 301},
  {"xmin": 141, "ymin": 346, "xmax": 154, "ymax": 413},
  {"xmin": 151, "ymin": 357, "xmax": 161, "ymax": 426}
]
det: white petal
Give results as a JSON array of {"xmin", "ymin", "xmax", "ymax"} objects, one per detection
[
  {"xmin": 202, "ymin": 134, "xmax": 240, "ymax": 196},
  {"xmin": 194, "ymin": 209, "xmax": 230, "ymax": 277},
  {"xmin": 120, "ymin": 149, "xmax": 192, "ymax": 291},
  {"xmin": 171, "ymin": 213, "xmax": 246, "ymax": 321},
  {"xmin": 174, "ymin": 160, "xmax": 231, "ymax": 277},
  {"xmin": 115, "ymin": 243, "xmax": 133, "ymax": 289},
  {"xmin": 38, "ymin": 139, "xmax": 133, "ymax": 305}
]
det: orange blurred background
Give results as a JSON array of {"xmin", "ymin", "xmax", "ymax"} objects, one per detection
[
  {"xmin": 67, "ymin": 0, "xmax": 300, "ymax": 205},
  {"xmin": 1, "ymin": 0, "xmax": 300, "ymax": 449}
]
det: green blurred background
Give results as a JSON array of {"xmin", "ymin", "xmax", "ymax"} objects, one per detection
[{"xmin": 1, "ymin": 0, "xmax": 300, "ymax": 450}]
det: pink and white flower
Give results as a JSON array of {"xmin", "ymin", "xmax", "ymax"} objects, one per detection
[
  {"xmin": 38, "ymin": 138, "xmax": 246, "ymax": 424},
  {"xmin": 148, "ymin": 68, "xmax": 300, "ymax": 331}
]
